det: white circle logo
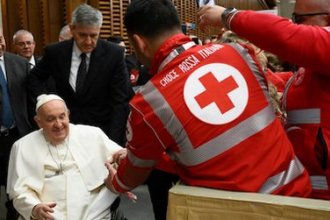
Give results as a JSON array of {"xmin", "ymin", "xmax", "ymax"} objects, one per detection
[{"xmin": 183, "ymin": 63, "xmax": 249, "ymax": 125}]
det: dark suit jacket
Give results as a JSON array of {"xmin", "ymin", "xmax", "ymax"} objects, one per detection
[
  {"xmin": 33, "ymin": 55, "xmax": 56, "ymax": 93},
  {"xmin": 34, "ymin": 55, "xmax": 42, "ymax": 64},
  {"xmin": 28, "ymin": 39, "xmax": 130, "ymax": 146},
  {"xmin": 28, "ymin": 55, "xmax": 56, "ymax": 130},
  {"xmin": 0, "ymin": 52, "xmax": 31, "ymax": 185},
  {"xmin": 3, "ymin": 52, "xmax": 31, "ymax": 137}
]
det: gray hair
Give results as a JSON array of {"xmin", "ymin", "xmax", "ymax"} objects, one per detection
[
  {"xmin": 71, "ymin": 4, "xmax": 103, "ymax": 28},
  {"xmin": 59, "ymin": 25, "xmax": 70, "ymax": 39},
  {"xmin": 13, "ymin": 29, "xmax": 34, "ymax": 43}
]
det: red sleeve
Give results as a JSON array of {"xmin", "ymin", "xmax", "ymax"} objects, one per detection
[
  {"xmin": 265, "ymin": 69, "xmax": 287, "ymax": 92},
  {"xmin": 112, "ymin": 105, "xmax": 166, "ymax": 193},
  {"xmin": 231, "ymin": 11, "xmax": 330, "ymax": 75},
  {"xmin": 156, "ymin": 153, "xmax": 177, "ymax": 174}
]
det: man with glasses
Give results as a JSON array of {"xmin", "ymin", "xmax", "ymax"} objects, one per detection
[
  {"xmin": 13, "ymin": 29, "xmax": 56, "ymax": 129},
  {"xmin": 13, "ymin": 30, "xmax": 39, "ymax": 69},
  {"xmin": 198, "ymin": 0, "xmax": 330, "ymax": 200}
]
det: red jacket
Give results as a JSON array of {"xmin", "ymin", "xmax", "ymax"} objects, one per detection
[
  {"xmin": 231, "ymin": 11, "xmax": 330, "ymax": 200},
  {"xmin": 113, "ymin": 34, "xmax": 311, "ymax": 197},
  {"xmin": 265, "ymin": 69, "xmax": 293, "ymax": 93}
]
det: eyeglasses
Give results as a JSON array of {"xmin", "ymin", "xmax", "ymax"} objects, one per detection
[
  {"xmin": 15, "ymin": 41, "xmax": 34, "ymax": 47},
  {"xmin": 291, "ymin": 12, "xmax": 329, "ymax": 24}
]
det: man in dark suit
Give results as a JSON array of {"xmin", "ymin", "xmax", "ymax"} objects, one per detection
[
  {"xmin": 0, "ymin": 28, "xmax": 31, "ymax": 220},
  {"xmin": 28, "ymin": 4, "xmax": 130, "ymax": 146},
  {"xmin": 13, "ymin": 29, "xmax": 40, "ymax": 69},
  {"xmin": 13, "ymin": 29, "xmax": 56, "ymax": 130}
]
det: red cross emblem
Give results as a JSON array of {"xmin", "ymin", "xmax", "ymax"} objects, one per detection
[
  {"xmin": 184, "ymin": 63, "xmax": 248, "ymax": 125},
  {"xmin": 195, "ymin": 71, "xmax": 239, "ymax": 114}
]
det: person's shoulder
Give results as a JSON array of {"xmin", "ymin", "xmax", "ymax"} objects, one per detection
[
  {"xmin": 71, "ymin": 123, "xmax": 103, "ymax": 134},
  {"xmin": 98, "ymin": 39, "xmax": 124, "ymax": 53},
  {"xmin": 4, "ymin": 52, "xmax": 29, "ymax": 69},
  {"xmin": 45, "ymin": 39, "xmax": 73, "ymax": 52},
  {"xmin": 14, "ymin": 129, "xmax": 43, "ymax": 146},
  {"xmin": 4, "ymin": 52, "xmax": 27, "ymax": 63},
  {"xmin": 125, "ymin": 54, "xmax": 137, "ymax": 64},
  {"xmin": 35, "ymin": 55, "xmax": 43, "ymax": 63},
  {"xmin": 11, "ymin": 130, "xmax": 45, "ymax": 158}
]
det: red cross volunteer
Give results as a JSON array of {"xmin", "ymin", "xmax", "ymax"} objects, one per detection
[{"xmin": 111, "ymin": 33, "xmax": 312, "ymax": 197}]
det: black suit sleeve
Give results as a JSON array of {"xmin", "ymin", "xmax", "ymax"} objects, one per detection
[
  {"xmin": 4, "ymin": 53, "xmax": 32, "ymax": 136},
  {"xmin": 27, "ymin": 45, "xmax": 55, "ymax": 130},
  {"xmin": 108, "ymin": 49, "xmax": 131, "ymax": 146},
  {"xmin": 28, "ymin": 46, "xmax": 53, "ymax": 97}
]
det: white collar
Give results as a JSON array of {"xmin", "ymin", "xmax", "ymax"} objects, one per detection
[
  {"xmin": 29, "ymin": 55, "xmax": 36, "ymax": 66},
  {"xmin": 73, "ymin": 41, "xmax": 91, "ymax": 58}
]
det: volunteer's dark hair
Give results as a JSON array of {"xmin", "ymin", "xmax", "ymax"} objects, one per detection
[{"xmin": 124, "ymin": 0, "xmax": 181, "ymax": 39}]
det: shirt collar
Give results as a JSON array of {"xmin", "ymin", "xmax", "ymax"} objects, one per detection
[
  {"xmin": 149, "ymin": 33, "xmax": 193, "ymax": 75},
  {"xmin": 73, "ymin": 41, "xmax": 91, "ymax": 59},
  {"xmin": 29, "ymin": 56, "xmax": 36, "ymax": 66}
]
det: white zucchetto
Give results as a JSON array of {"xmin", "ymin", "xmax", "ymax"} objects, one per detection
[{"xmin": 35, "ymin": 94, "xmax": 64, "ymax": 112}]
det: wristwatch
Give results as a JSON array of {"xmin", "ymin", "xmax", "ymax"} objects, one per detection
[{"xmin": 221, "ymin": 7, "xmax": 238, "ymax": 30}]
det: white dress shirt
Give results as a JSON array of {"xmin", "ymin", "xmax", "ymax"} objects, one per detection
[{"xmin": 69, "ymin": 42, "xmax": 91, "ymax": 91}]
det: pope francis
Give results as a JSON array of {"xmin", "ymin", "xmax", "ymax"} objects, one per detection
[{"xmin": 6, "ymin": 94, "xmax": 122, "ymax": 220}]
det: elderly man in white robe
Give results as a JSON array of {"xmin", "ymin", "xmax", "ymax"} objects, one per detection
[{"xmin": 6, "ymin": 94, "xmax": 122, "ymax": 220}]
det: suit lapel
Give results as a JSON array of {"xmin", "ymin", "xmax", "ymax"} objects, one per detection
[
  {"xmin": 59, "ymin": 40, "xmax": 74, "ymax": 84},
  {"xmin": 56, "ymin": 40, "xmax": 77, "ymax": 95},
  {"xmin": 4, "ymin": 53, "xmax": 20, "ymax": 92}
]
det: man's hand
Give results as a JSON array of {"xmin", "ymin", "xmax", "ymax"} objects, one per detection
[
  {"xmin": 104, "ymin": 162, "xmax": 120, "ymax": 194},
  {"xmin": 198, "ymin": 5, "xmax": 226, "ymax": 32},
  {"xmin": 109, "ymin": 148, "xmax": 127, "ymax": 165},
  {"xmin": 32, "ymin": 203, "xmax": 56, "ymax": 220},
  {"xmin": 105, "ymin": 150, "xmax": 138, "ymax": 202}
]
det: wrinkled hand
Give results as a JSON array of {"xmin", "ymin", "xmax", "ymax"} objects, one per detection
[
  {"xmin": 104, "ymin": 162, "xmax": 119, "ymax": 194},
  {"xmin": 109, "ymin": 149, "xmax": 127, "ymax": 165},
  {"xmin": 32, "ymin": 203, "xmax": 56, "ymax": 220},
  {"xmin": 104, "ymin": 154, "xmax": 138, "ymax": 203},
  {"xmin": 197, "ymin": 5, "xmax": 226, "ymax": 32}
]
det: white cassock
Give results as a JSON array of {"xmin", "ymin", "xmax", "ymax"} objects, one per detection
[{"xmin": 7, "ymin": 124, "xmax": 122, "ymax": 220}]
